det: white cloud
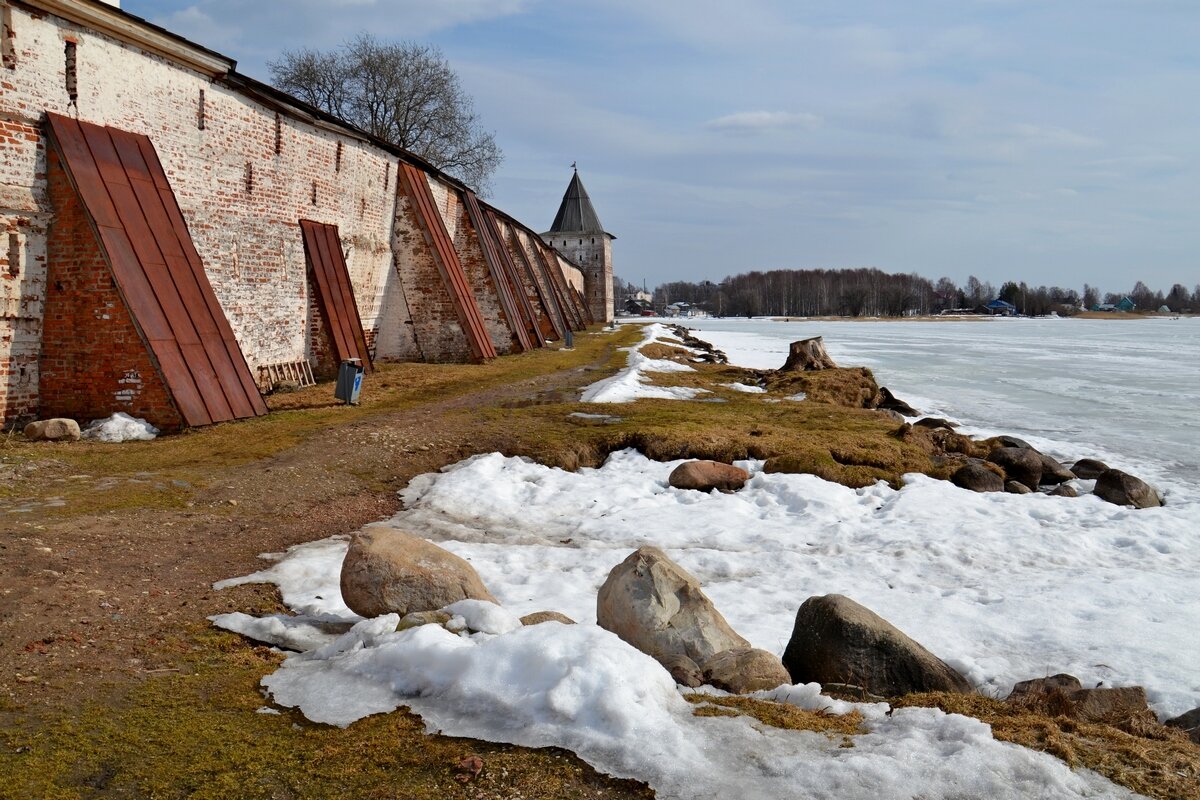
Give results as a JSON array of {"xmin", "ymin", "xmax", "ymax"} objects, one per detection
[{"xmin": 704, "ymin": 111, "xmax": 822, "ymax": 134}]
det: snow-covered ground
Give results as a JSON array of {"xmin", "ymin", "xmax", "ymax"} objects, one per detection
[{"xmin": 213, "ymin": 320, "xmax": 1200, "ymax": 799}]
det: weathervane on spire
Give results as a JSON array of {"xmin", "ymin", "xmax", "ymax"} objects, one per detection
[{"xmin": 571, "ymin": 161, "xmax": 577, "ymax": 171}]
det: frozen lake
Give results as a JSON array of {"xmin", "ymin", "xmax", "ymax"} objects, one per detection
[{"xmin": 674, "ymin": 316, "xmax": 1200, "ymax": 493}]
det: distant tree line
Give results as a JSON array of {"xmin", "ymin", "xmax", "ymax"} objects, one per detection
[{"xmin": 618, "ymin": 269, "xmax": 1200, "ymax": 317}]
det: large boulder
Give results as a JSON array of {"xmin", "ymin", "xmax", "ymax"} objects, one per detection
[
  {"xmin": 950, "ymin": 461, "xmax": 1004, "ymax": 493},
  {"xmin": 597, "ymin": 547, "xmax": 749, "ymax": 666},
  {"xmin": 1037, "ymin": 455, "xmax": 1075, "ymax": 486},
  {"xmin": 23, "ymin": 418, "xmax": 81, "ymax": 442},
  {"xmin": 669, "ymin": 460, "xmax": 750, "ymax": 493},
  {"xmin": 701, "ymin": 648, "xmax": 792, "ymax": 694},
  {"xmin": 1070, "ymin": 458, "xmax": 1110, "ymax": 479},
  {"xmin": 987, "ymin": 446, "xmax": 1043, "ymax": 490},
  {"xmin": 1094, "ymin": 469, "xmax": 1161, "ymax": 508},
  {"xmin": 782, "ymin": 594, "xmax": 971, "ymax": 697},
  {"xmin": 340, "ymin": 527, "xmax": 497, "ymax": 618},
  {"xmin": 994, "ymin": 435, "xmax": 1034, "ymax": 450}
]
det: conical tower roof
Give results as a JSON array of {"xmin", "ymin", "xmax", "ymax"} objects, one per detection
[{"xmin": 547, "ymin": 169, "xmax": 608, "ymax": 235}]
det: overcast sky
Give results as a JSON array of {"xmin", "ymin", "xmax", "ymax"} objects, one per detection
[{"xmin": 131, "ymin": 0, "xmax": 1200, "ymax": 295}]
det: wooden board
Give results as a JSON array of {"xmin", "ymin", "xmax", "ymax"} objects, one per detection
[
  {"xmin": 300, "ymin": 219, "xmax": 372, "ymax": 372},
  {"xmin": 45, "ymin": 113, "xmax": 267, "ymax": 427}
]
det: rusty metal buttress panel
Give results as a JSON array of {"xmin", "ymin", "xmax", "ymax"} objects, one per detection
[
  {"xmin": 397, "ymin": 163, "xmax": 496, "ymax": 361},
  {"xmin": 300, "ymin": 220, "xmax": 372, "ymax": 372},
  {"xmin": 483, "ymin": 207, "xmax": 545, "ymax": 348},
  {"xmin": 461, "ymin": 190, "xmax": 533, "ymax": 352},
  {"xmin": 507, "ymin": 226, "xmax": 566, "ymax": 341},
  {"xmin": 45, "ymin": 113, "xmax": 267, "ymax": 427}
]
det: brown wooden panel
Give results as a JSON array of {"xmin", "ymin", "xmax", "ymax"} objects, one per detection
[
  {"xmin": 45, "ymin": 113, "xmax": 266, "ymax": 426},
  {"xmin": 462, "ymin": 190, "xmax": 531, "ymax": 352},
  {"xmin": 397, "ymin": 164, "xmax": 496, "ymax": 361}
]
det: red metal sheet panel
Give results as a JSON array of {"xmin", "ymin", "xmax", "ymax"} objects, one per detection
[
  {"xmin": 397, "ymin": 163, "xmax": 496, "ymax": 361},
  {"xmin": 135, "ymin": 136, "xmax": 267, "ymax": 416},
  {"xmin": 482, "ymin": 207, "xmax": 544, "ymax": 348},
  {"xmin": 535, "ymin": 242, "xmax": 584, "ymax": 331},
  {"xmin": 320, "ymin": 223, "xmax": 372, "ymax": 370},
  {"xmin": 300, "ymin": 220, "xmax": 372, "ymax": 371},
  {"xmin": 508, "ymin": 227, "xmax": 566, "ymax": 341},
  {"xmin": 461, "ymin": 190, "xmax": 531, "ymax": 352},
  {"xmin": 45, "ymin": 112, "xmax": 266, "ymax": 426}
]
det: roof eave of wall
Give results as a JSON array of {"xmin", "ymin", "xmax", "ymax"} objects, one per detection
[{"xmin": 26, "ymin": 0, "xmax": 235, "ymax": 77}]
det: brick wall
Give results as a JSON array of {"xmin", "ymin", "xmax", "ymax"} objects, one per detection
[
  {"xmin": 390, "ymin": 189, "xmax": 470, "ymax": 362},
  {"xmin": 38, "ymin": 147, "xmax": 182, "ymax": 428},
  {"xmin": 0, "ymin": 2, "xmax": 592, "ymax": 423}
]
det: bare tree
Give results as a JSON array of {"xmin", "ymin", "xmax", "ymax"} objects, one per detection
[{"xmin": 270, "ymin": 35, "xmax": 503, "ymax": 193}]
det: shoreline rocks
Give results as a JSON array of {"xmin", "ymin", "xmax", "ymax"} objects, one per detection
[{"xmin": 782, "ymin": 594, "xmax": 972, "ymax": 697}]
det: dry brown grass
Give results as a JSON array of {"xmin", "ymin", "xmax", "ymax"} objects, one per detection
[
  {"xmin": 892, "ymin": 692, "xmax": 1200, "ymax": 800},
  {"xmin": 684, "ymin": 694, "xmax": 864, "ymax": 738}
]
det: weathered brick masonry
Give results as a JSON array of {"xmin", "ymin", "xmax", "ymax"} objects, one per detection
[{"xmin": 0, "ymin": 0, "xmax": 589, "ymax": 427}]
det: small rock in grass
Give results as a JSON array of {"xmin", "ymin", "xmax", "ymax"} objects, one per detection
[
  {"xmin": 668, "ymin": 460, "xmax": 750, "ymax": 493},
  {"xmin": 701, "ymin": 647, "xmax": 791, "ymax": 694},
  {"xmin": 913, "ymin": 417, "xmax": 958, "ymax": 430},
  {"xmin": 660, "ymin": 653, "xmax": 704, "ymax": 688},
  {"xmin": 1165, "ymin": 708, "xmax": 1200, "ymax": 744},
  {"xmin": 951, "ymin": 461, "xmax": 1004, "ymax": 493},
  {"xmin": 876, "ymin": 387, "xmax": 918, "ymax": 416},
  {"xmin": 1006, "ymin": 673, "xmax": 1083, "ymax": 702},
  {"xmin": 1094, "ymin": 469, "xmax": 1161, "ymax": 508},
  {"xmin": 519, "ymin": 610, "xmax": 575, "ymax": 626},
  {"xmin": 23, "ymin": 418, "xmax": 81, "ymax": 442},
  {"xmin": 397, "ymin": 610, "xmax": 453, "ymax": 631},
  {"xmin": 1070, "ymin": 458, "xmax": 1110, "ymax": 479},
  {"xmin": 782, "ymin": 594, "xmax": 972, "ymax": 697}
]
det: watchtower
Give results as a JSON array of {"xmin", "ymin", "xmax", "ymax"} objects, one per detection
[{"xmin": 541, "ymin": 168, "xmax": 614, "ymax": 324}]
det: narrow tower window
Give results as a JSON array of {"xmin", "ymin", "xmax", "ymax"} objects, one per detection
[
  {"xmin": 198, "ymin": 88, "xmax": 206, "ymax": 130},
  {"xmin": 64, "ymin": 39, "xmax": 78, "ymax": 105}
]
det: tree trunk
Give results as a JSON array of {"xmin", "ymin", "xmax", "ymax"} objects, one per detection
[{"xmin": 779, "ymin": 337, "xmax": 837, "ymax": 371}]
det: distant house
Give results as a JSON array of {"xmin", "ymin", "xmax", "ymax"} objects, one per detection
[
  {"xmin": 985, "ymin": 299, "xmax": 1018, "ymax": 316},
  {"xmin": 1090, "ymin": 296, "xmax": 1136, "ymax": 313}
]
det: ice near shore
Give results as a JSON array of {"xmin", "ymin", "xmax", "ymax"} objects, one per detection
[{"xmin": 214, "ymin": 320, "xmax": 1200, "ymax": 799}]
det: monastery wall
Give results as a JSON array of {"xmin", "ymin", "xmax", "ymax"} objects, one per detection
[{"xmin": 0, "ymin": 0, "xmax": 591, "ymax": 427}]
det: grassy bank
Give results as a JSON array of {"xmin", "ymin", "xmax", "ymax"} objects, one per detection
[{"xmin": 1, "ymin": 323, "xmax": 1193, "ymax": 799}]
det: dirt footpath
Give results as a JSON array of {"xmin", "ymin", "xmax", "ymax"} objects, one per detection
[{"xmin": 0, "ymin": 331, "xmax": 655, "ymax": 799}]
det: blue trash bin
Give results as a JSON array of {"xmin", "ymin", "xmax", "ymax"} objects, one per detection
[{"xmin": 335, "ymin": 359, "xmax": 364, "ymax": 405}]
